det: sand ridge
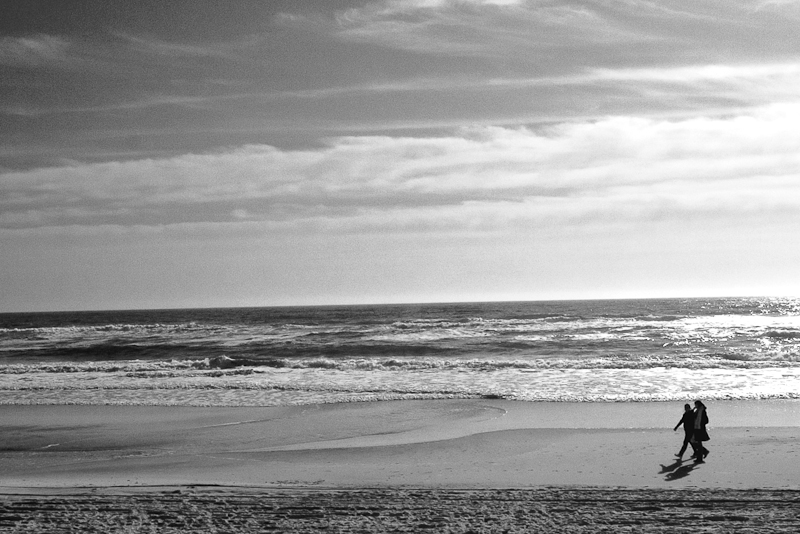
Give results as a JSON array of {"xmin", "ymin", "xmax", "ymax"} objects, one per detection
[{"xmin": 2, "ymin": 486, "xmax": 800, "ymax": 533}]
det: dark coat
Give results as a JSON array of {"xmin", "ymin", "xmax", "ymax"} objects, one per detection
[
  {"xmin": 694, "ymin": 408, "xmax": 710, "ymax": 442},
  {"xmin": 676, "ymin": 410, "xmax": 695, "ymax": 434}
]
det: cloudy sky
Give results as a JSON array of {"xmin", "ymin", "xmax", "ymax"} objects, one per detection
[{"xmin": 2, "ymin": 0, "xmax": 800, "ymax": 312}]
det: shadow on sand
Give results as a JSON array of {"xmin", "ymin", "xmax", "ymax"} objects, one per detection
[{"xmin": 659, "ymin": 458, "xmax": 701, "ymax": 481}]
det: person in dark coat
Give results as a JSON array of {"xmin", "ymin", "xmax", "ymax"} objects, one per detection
[
  {"xmin": 673, "ymin": 403, "xmax": 697, "ymax": 459},
  {"xmin": 693, "ymin": 400, "xmax": 710, "ymax": 462}
]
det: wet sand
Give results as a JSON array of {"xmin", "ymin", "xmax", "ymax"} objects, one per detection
[{"xmin": 2, "ymin": 400, "xmax": 799, "ymax": 532}]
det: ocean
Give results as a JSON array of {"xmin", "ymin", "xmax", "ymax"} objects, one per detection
[{"xmin": 1, "ymin": 297, "xmax": 799, "ymax": 406}]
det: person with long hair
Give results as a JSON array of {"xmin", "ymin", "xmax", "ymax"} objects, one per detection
[{"xmin": 693, "ymin": 400, "xmax": 710, "ymax": 462}]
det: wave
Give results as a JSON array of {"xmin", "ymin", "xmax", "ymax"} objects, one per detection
[
  {"xmin": 4, "ymin": 357, "xmax": 800, "ymax": 406},
  {"xmin": 3, "ymin": 352, "xmax": 800, "ymax": 375},
  {"xmin": 0, "ymin": 314, "xmax": 751, "ymax": 338},
  {"xmin": 764, "ymin": 330, "xmax": 800, "ymax": 340},
  {"xmin": 0, "ymin": 322, "xmax": 210, "ymax": 335},
  {"xmin": 4, "ymin": 300, "xmax": 800, "ymax": 375},
  {"xmin": 2, "ymin": 370, "xmax": 799, "ymax": 406}
]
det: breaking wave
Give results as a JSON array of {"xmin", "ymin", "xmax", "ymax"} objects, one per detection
[{"xmin": 3, "ymin": 297, "xmax": 800, "ymax": 406}]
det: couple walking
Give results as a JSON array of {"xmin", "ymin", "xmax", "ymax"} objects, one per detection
[{"xmin": 674, "ymin": 400, "xmax": 710, "ymax": 462}]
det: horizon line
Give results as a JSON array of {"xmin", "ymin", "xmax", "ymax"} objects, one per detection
[{"xmin": 2, "ymin": 294, "xmax": 795, "ymax": 315}]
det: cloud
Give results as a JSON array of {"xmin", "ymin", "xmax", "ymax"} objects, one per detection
[
  {"xmin": 3, "ymin": 104, "xmax": 800, "ymax": 236},
  {"xmin": 113, "ymin": 32, "xmax": 242, "ymax": 61},
  {"xmin": 274, "ymin": 61, "xmax": 800, "ymax": 113},
  {"xmin": 275, "ymin": 0, "xmax": 800, "ymax": 71},
  {"xmin": 5, "ymin": 58, "xmax": 797, "ymax": 125},
  {"xmin": 277, "ymin": 0, "xmax": 641, "ymax": 57},
  {"xmin": 0, "ymin": 35, "xmax": 71, "ymax": 67},
  {"xmin": 747, "ymin": 0, "xmax": 800, "ymax": 12}
]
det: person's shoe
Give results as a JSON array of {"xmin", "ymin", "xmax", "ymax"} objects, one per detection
[
  {"xmin": 675, "ymin": 453, "xmax": 682, "ymax": 458},
  {"xmin": 703, "ymin": 450, "xmax": 710, "ymax": 459}
]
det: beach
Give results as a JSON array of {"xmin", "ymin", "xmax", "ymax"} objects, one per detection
[
  {"xmin": 3, "ymin": 298, "xmax": 800, "ymax": 531},
  {"xmin": 2, "ymin": 399, "xmax": 799, "ymax": 531}
]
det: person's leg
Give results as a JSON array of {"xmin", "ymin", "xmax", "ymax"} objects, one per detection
[
  {"xmin": 689, "ymin": 435, "xmax": 699, "ymax": 458},
  {"xmin": 693, "ymin": 438, "xmax": 708, "ymax": 462},
  {"xmin": 677, "ymin": 436, "xmax": 689, "ymax": 457}
]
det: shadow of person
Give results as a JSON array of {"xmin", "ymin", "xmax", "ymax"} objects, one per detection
[
  {"xmin": 658, "ymin": 459, "xmax": 684, "ymax": 475},
  {"xmin": 663, "ymin": 462, "xmax": 699, "ymax": 481}
]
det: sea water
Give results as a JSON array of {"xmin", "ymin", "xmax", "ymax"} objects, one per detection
[{"xmin": 1, "ymin": 298, "xmax": 799, "ymax": 406}]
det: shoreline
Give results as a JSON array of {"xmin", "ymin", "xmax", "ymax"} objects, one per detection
[{"xmin": 2, "ymin": 399, "xmax": 799, "ymax": 490}]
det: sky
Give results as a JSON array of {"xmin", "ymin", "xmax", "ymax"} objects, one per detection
[{"xmin": 2, "ymin": 0, "xmax": 800, "ymax": 312}]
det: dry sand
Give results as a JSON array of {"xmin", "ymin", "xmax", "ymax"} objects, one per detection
[{"xmin": 2, "ymin": 399, "xmax": 799, "ymax": 532}]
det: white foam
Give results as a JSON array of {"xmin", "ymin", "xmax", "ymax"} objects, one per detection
[{"xmin": 2, "ymin": 361, "xmax": 799, "ymax": 406}]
